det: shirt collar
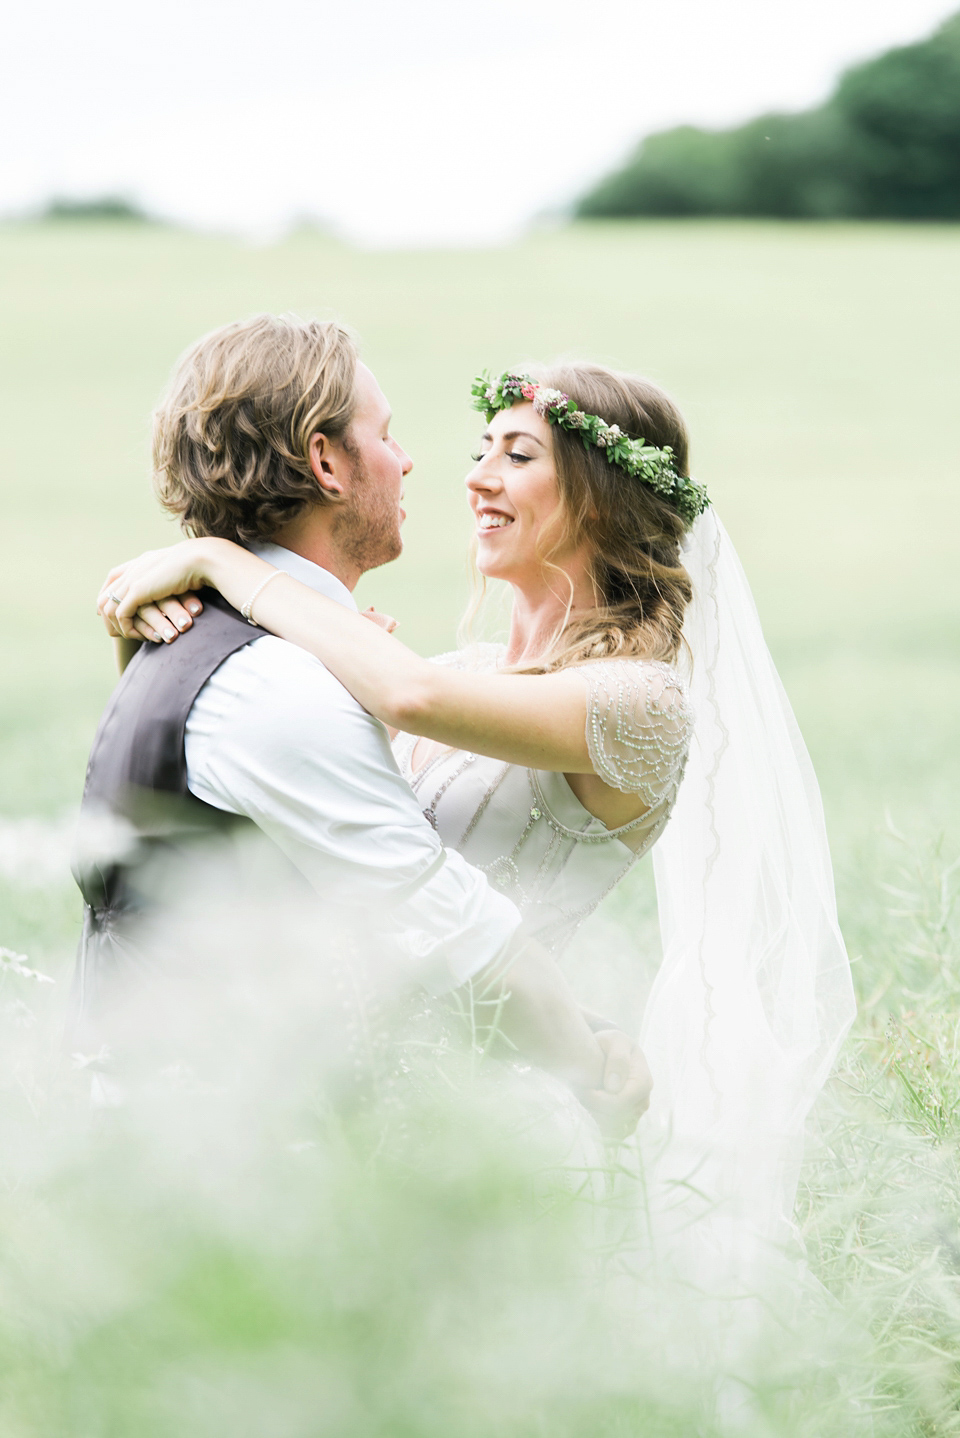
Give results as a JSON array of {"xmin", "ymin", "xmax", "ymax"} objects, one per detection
[{"xmin": 250, "ymin": 544, "xmax": 358, "ymax": 612}]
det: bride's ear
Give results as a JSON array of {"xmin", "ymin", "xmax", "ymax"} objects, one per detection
[{"xmin": 308, "ymin": 431, "xmax": 348, "ymax": 502}]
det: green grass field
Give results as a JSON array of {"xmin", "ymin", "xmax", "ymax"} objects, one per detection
[
  {"xmin": 2, "ymin": 219, "xmax": 960, "ymax": 1435},
  {"xmin": 2, "ymin": 216, "xmax": 958, "ymax": 958}
]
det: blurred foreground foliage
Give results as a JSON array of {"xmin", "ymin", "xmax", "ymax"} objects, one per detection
[
  {"xmin": 579, "ymin": 12, "xmax": 960, "ymax": 220},
  {"xmin": 2, "ymin": 832, "xmax": 960, "ymax": 1436}
]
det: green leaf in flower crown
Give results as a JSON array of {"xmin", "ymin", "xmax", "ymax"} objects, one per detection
[{"xmin": 469, "ymin": 368, "xmax": 709, "ymax": 522}]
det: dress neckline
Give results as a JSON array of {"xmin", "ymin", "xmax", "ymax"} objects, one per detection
[
  {"xmin": 408, "ymin": 738, "xmax": 455, "ymax": 783},
  {"xmin": 398, "ymin": 734, "xmax": 649, "ymax": 849}
]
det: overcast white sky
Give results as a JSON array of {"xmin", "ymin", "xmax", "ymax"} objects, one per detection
[{"xmin": 5, "ymin": 0, "xmax": 958, "ymax": 247}]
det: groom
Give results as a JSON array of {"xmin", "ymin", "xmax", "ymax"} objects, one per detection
[{"xmin": 80, "ymin": 313, "xmax": 650, "ymax": 1128}]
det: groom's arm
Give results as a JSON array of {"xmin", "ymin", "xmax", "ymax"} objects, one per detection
[
  {"xmin": 473, "ymin": 939, "xmax": 604, "ymax": 1093},
  {"xmin": 184, "ymin": 638, "xmax": 539, "ymax": 990},
  {"xmin": 181, "ymin": 640, "xmax": 658, "ymax": 1110},
  {"xmin": 471, "ymin": 945, "xmax": 652, "ymax": 1131}
]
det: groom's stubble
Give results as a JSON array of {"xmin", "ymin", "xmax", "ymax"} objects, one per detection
[{"xmin": 331, "ymin": 449, "xmax": 404, "ymax": 577}]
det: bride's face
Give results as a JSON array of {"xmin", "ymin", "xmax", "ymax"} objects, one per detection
[{"xmin": 467, "ymin": 403, "xmax": 584, "ymax": 585}]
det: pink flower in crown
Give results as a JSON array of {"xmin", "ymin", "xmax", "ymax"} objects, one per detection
[{"xmin": 520, "ymin": 383, "xmax": 537, "ymax": 400}]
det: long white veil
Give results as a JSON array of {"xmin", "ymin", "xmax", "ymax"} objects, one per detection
[{"xmin": 641, "ymin": 508, "xmax": 856, "ymax": 1296}]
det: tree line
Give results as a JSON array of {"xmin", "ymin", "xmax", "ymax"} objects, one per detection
[{"xmin": 577, "ymin": 13, "xmax": 960, "ymax": 220}]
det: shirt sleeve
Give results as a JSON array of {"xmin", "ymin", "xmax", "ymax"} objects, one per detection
[
  {"xmin": 184, "ymin": 636, "xmax": 521, "ymax": 994},
  {"xmin": 578, "ymin": 658, "xmax": 692, "ymax": 808}
]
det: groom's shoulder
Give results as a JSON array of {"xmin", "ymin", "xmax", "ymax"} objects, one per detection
[
  {"xmin": 197, "ymin": 631, "xmax": 363, "ymax": 715},
  {"xmin": 186, "ymin": 632, "xmax": 384, "ymax": 792}
]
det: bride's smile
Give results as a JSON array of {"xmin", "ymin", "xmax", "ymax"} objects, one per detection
[{"xmin": 466, "ymin": 401, "xmax": 593, "ymax": 608}]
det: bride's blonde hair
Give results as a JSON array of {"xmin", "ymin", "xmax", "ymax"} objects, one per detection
[{"xmin": 463, "ymin": 361, "xmax": 695, "ymax": 672}]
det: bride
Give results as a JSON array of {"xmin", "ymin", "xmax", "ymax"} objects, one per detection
[{"xmin": 100, "ymin": 360, "xmax": 855, "ymax": 1292}]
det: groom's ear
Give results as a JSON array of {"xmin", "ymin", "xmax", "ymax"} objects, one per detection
[{"xmin": 308, "ymin": 431, "xmax": 348, "ymax": 503}]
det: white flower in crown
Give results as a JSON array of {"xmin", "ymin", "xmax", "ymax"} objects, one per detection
[
  {"xmin": 533, "ymin": 387, "xmax": 567, "ymax": 417},
  {"xmin": 566, "ymin": 410, "xmax": 587, "ymax": 428},
  {"xmin": 485, "ymin": 385, "xmax": 498, "ymax": 403}
]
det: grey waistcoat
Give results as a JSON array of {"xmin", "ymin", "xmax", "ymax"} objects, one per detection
[{"xmin": 69, "ymin": 590, "xmax": 268, "ymax": 1049}]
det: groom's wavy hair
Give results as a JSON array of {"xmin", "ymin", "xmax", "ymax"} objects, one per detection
[
  {"xmin": 464, "ymin": 362, "xmax": 693, "ymax": 670},
  {"xmin": 152, "ymin": 314, "xmax": 358, "ymax": 544}
]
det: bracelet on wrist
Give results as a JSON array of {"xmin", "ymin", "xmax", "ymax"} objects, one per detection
[{"xmin": 241, "ymin": 569, "xmax": 284, "ymax": 626}]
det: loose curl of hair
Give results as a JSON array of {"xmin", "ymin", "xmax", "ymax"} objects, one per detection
[
  {"xmin": 152, "ymin": 314, "xmax": 358, "ymax": 545},
  {"xmin": 467, "ymin": 361, "xmax": 694, "ymax": 673}
]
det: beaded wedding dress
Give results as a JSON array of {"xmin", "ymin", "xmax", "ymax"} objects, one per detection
[
  {"xmin": 393, "ymin": 652, "xmax": 690, "ymax": 957},
  {"xmin": 395, "ymin": 510, "xmax": 856, "ymax": 1331},
  {"xmin": 393, "ymin": 651, "xmax": 689, "ymax": 1189}
]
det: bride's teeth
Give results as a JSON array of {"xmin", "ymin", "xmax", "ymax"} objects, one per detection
[{"xmin": 479, "ymin": 514, "xmax": 512, "ymax": 529}]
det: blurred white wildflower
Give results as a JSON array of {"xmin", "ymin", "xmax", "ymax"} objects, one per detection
[
  {"xmin": 0, "ymin": 813, "xmax": 77, "ymax": 888},
  {"xmin": 70, "ymin": 808, "xmax": 140, "ymax": 875},
  {"xmin": 0, "ymin": 809, "xmax": 140, "ymax": 890},
  {"xmin": 0, "ymin": 947, "xmax": 54, "ymax": 984},
  {"xmin": 69, "ymin": 1047, "xmax": 113, "ymax": 1072}
]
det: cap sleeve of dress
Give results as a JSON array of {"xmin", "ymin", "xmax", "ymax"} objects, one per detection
[{"xmin": 578, "ymin": 658, "xmax": 692, "ymax": 805}]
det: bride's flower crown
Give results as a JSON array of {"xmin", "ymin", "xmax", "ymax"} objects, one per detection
[{"xmin": 471, "ymin": 370, "xmax": 709, "ymax": 525}]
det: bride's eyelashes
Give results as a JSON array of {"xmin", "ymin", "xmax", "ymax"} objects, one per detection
[{"xmin": 469, "ymin": 450, "xmax": 533, "ymax": 464}]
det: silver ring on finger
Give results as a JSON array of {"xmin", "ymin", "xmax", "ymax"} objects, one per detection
[{"xmin": 108, "ymin": 592, "xmax": 123, "ymax": 604}]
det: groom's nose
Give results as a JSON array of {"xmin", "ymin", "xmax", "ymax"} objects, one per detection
[{"xmin": 391, "ymin": 437, "xmax": 413, "ymax": 474}]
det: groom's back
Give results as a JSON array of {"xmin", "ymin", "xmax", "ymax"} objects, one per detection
[{"xmin": 70, "ymin": 591, "xmax": 275, "ymax": 1049}]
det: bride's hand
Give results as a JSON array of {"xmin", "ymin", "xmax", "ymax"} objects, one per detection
[
  {"xmin": 361, "ymin": 606, "xmax": 398, "ymax": 634},
  {"xmin": 97, "ymin": 538, "xmax": 222, "ymax": 643}
]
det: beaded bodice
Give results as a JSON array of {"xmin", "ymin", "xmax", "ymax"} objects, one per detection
[{"xmin": 392, "ymin": 646, "xmax": 691, "ymax": 954}]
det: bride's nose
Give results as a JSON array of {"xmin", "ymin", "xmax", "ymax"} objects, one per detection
[{"xmin": 466, "ymin": 458, "xmax": 503, "ymax": 497}]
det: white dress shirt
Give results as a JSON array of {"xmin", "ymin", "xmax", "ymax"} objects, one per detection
[{"xmin": 184, "ymin": 544, "xmax": 521, "ymax": 993}]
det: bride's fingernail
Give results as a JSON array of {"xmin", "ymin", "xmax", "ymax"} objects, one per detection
[
  {"xmin": 187, "ymin": 602, "xmax": 201, "ymax": 615},
  {"xmin": 176, "ymin": 619, "xmax": 189, "ymax": 630},
  {"xmin": 163, "ymin": 626, "xmax": 177, "ymax": 640}
]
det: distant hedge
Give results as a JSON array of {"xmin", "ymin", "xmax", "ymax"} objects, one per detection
[
  {"xmin": 577, "ymin": 13, "xmax": 960, "ymax": 220},
  {"xmin": 41, "ymin": 196, "xmax": 151, "ymax": 222}
]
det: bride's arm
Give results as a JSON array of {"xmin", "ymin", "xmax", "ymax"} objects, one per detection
[{"xmin": 104, "ymin": 538, "xmax": 601, "ymax": 775}]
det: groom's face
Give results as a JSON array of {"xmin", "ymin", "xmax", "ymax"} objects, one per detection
[{"xmin": 333, "ymin": 364, "xmax": 412, "ymax": 574}]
